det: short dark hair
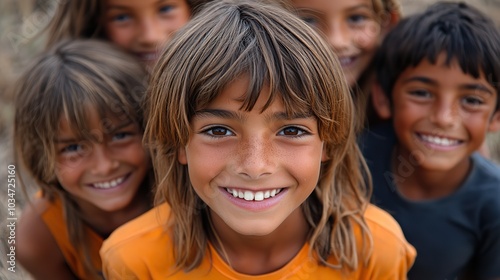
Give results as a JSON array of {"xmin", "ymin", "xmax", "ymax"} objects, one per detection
[{"xmin": 375, "ymin": 2, "xmax": 500, "ymax": 111}]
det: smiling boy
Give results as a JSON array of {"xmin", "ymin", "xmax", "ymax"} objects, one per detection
[{"xmin": 361, "ymin": 2, "xmax": 500, "ymax": 279}]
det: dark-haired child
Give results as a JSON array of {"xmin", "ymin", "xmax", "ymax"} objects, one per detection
[{"xmin": 362, "ymin": 2, "xmax": 500, "ymax": 279}]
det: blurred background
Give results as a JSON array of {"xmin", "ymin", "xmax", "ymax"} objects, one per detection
[{"xmin": 1, "ymin": 0, "xmax": 500, "ymax": 279}]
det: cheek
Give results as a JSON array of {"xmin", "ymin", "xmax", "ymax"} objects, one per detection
[
  {"xmin": 105, "ymin": 26, "xmax": 133, "ymax": 48},
  {"xmin": 354, "ymin": 23, "xmax": 382, "ymax": 50}
]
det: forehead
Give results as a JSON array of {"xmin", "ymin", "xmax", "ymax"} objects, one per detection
[
  {"xmin": 204, "ymin": 77, "xmax": 278, "ymax": 112},
  {"xmin": 291, "ymin": 0, "xmax": 375, "ymax": 13},
  {"xmin": 57, "ymin": 105, "xmax": 131, "ymax": 137},
  {"xmin": 396, "ymin": 54, "xmax": 496, "ymax": 95}
]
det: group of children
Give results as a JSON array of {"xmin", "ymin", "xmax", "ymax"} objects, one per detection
[{"xmin": 11, "ymin": 0, "xmax": 500, "ymax": 279}]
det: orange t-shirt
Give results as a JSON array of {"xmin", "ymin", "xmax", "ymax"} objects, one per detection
[
  {"xmin": 101, "ymin": 203, "xmax": 416, "ymax": 279},
  {"xmin": 37, "ymin": 193, "xmax": 103, "ymax": 278}
]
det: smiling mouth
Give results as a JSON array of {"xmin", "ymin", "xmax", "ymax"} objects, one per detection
[
  {"xmin": 417, "ymin": 133, "xmax": 463, "ymax": 147},
  {"xmin": 90, "ymin": 174, "xmax": 128, "ymax": 189},
  {"xmin": 338, "ymin": 56, "xmax": 356, "ymax": 67},
  {"xmin": 225, "ymin": 188, "xmax": 283, "ymax": 201}
]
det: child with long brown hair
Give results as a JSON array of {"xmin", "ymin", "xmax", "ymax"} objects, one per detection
[
  {"xmin": 101, "ymin": 1, "xmax": 415, "ymax": 278},
  {"xmin": 14, "ymin": 39, "xmax": 152, "ymax": 279}
]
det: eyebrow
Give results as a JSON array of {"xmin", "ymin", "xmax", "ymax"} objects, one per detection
[
  {"xmin": 402, "ymin": 76, "xmax": 494, "ymax": 95},
  {"xmin": 194, "ymin": 109, "xmax": 313, "ymax": 121},
  {"xmin": 107, "ymin": 0, "xmax": 166, "ymax": 10},
  {"xmin": 54, "ymin": 120, "xmax": 134, "ymax": 143}
]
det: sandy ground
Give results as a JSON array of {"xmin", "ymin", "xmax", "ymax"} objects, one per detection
[{"xmin": 1, "ymin": 0, "xmax": 500, "ymax": 279}]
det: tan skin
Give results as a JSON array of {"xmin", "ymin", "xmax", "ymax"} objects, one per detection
[
  {"xmin": 17, "ymin": 200, "xmax": 78, "ymax": 280},
  {"xmin": 372, "ymin": 55, "xmax": 500, "ymax": 200},
  {"xmin": 16, "ymin": 192, "xmax": 150, "ymax": 279},
  {"xmin": 210, "ymin": 207, "xmax": 310, "ymax": 274},
  {"xmin": 17, "ymin": 112, "xmax": 152, "ymax": 279}
]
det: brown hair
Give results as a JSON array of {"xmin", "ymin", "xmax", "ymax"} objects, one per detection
[
  {"xmin": 44, "ymin": 0, "xmax": 217, "ymax": 48},
  {"xmin": 145, "ymin": 0, "xmax": 372, "ymax": 272},
  {"xmin": 13, "ymin": 39, "xmax": 149, "ymax": 278}
]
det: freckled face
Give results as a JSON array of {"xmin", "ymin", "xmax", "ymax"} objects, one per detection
[
  {"xmin": 178, "ymin": 77, "xmax": 327, "ymax": 236},
  {"xmin": 291, "ymin": 0, "xmax": 384, "ymax": 86}
]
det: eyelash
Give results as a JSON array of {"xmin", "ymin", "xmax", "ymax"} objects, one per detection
[{"xmin": 201, "ymin": 125, "xmax": 310, "ymax": 138}]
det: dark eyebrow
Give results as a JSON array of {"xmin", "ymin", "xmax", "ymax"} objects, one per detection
[
  {"xmin": 269, "ymin": 111, "xmax": 314, "ymax": 121},
  {"xmin": 346, "ymin": 4, "xmax": 374, "ymax": 12},
  {"xmin": 194, "ymin": 109, "xmax": 313, "ymax": 121},
  {"xmin": 401, "ymin": 76, "xmax": 438, "ymax": 86},
  {"xmin": 402, "ymin": 76, "xmax": 494, "ymax": 95},
  {"xmin": 459, "ymin": 84, "xmax": 494, "ymax": 95},
  {"xmin": 195, "ymin": 109, "xmax": 243, "ymax": 120}
]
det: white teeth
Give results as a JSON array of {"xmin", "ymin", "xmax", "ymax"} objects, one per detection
[
  {"xmin": 420, "ymin": 134, "xmax": 459, "ymax": 146},
  {"xmin": 93, "ymin": 176, "xmax": 125, "ymax": 189},
  {"xmin": 244, "ymin": 191, "xmax": 253, "ymax": 201},
  {"xmin": 226, "ymin": 188, "xmax": 282, "ymax": 201}
]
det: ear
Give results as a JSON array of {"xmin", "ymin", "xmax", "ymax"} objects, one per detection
[
  {"xmin": 178, "ymin": 146, "xmax": 188, "ymax": 165},
  {"xmin": 371, "ymin": 82, "xmax": 392, "ymax": 120},
  {"xmin": 487, "ymin": 111, "xmax": 500, "ymax": 132},
  {"xmin": 381, "ymin": 10, "xmax": 400, "ymax": 36},
  {"xmin": 321, "ymin": 144, "xmax": 329, "ymax": 162}
]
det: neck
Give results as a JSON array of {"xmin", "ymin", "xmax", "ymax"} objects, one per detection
[
  {"xmin": 208, "ymin": 207, "xmax": 309, "ymax": 275},
  {"xmin": 76, "ymin": 187, "xmax": 151, "ymax": 237},
  {"xmin": 391, "ymin": 146, "xmax": 471, "ymax": 200}
]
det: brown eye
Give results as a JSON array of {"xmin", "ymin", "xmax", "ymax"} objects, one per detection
[
  {"xmin": 203, "ymin": 126, "xmax": 234, "ymax": 137},
  {"xmin": 279, "ymin": 126, "xmax": 308, "ymax": 137}
]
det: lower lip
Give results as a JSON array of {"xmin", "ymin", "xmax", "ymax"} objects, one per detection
[
  {"xmin": 416, "ymin": 134, "xmax": 462, "ymax": 151},
  {"xmin": 87, "ymin": 173, "xmax": 131, "ymax": 193},
  {"xmin": 220, "ymin": 188, "xmax": 287, "ymax": 211}
]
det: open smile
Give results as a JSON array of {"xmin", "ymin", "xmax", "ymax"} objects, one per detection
[
  {"xmin": 89, "ymin": 173, "xmax": 130, "ymax": 189},
  {"xmin": 225, "ymin": 188, "xmax": 283, "ymax": 201}
]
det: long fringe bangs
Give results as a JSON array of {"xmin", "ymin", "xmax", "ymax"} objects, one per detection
[
  {"xmin": 14, "ymin": 40, "xmax": 146, "ymax": 194},
  {"xmin": 147, "ymin": 0, "xmax": 358, "ymax": 271}
]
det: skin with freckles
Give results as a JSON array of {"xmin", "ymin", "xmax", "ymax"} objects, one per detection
[{"xmin": 178, "ymin": 77, "xmax": 326, "ymax": 236}]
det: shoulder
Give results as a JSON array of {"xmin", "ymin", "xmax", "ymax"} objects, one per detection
[
  {"xmin": 17, "ymin": 196, "xmax": 76, "ymax": 279},
  {"xmin": 470, "ymin": 153, "xmax": 500, "ymax": 185},
  {"xmin": 101, "ymin": 203, "xmax": 173, "ymax": 279},
  {"xmin": 360, "ymin": 204, "xmax": 416, "ymax": 278}
]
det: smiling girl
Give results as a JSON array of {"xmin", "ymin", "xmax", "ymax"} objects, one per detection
[
  {"xmin": 14, "ymin": 40, "xmax": 152, "ymax": 279},
  {"xmin": 44, "ymin": 0, "xmax": 214, "ymax": 69},
  {"xmin": 100, "ymin": 1, "xmax": 415, "ymax": 279}
]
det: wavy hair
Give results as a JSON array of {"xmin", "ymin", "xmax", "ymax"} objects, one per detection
[
  {"xmin": 43, "ymin": 0, "xmax": 217, "ymax": 48},
  {"xmin": 13, "ymin": 39, "xmax": 149, "ymax": 279},
  {"xmin": 145, "ymin": 0, "xmax": 372, "ymax": 272}
]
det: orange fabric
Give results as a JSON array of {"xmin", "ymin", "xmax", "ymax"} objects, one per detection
[
  {"xmin": 101, "ymin": 203, "xmax": 416, "ymax": 279},
  {"xmin": 37, "ymin": 192, "xmax": 103, "ymax": 279}
]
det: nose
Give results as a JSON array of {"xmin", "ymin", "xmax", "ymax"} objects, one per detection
[
  {"xmin": 138, "ymin": 18, "xmax": 166, "ymax": 47},
  {"xmin": 236, "ymin": 136, "xmax": 276, "ymax": 179},
  {"xmin": 327, "ymin": 22, "xmax": 350, "ymax": 52},
  {"xmin": 430, "ymin": 98, "xmax": 459, "ymax": 128},
  {"xmin": 89, "ymin": 144, "xmax": 119, "ymax": 176}
]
